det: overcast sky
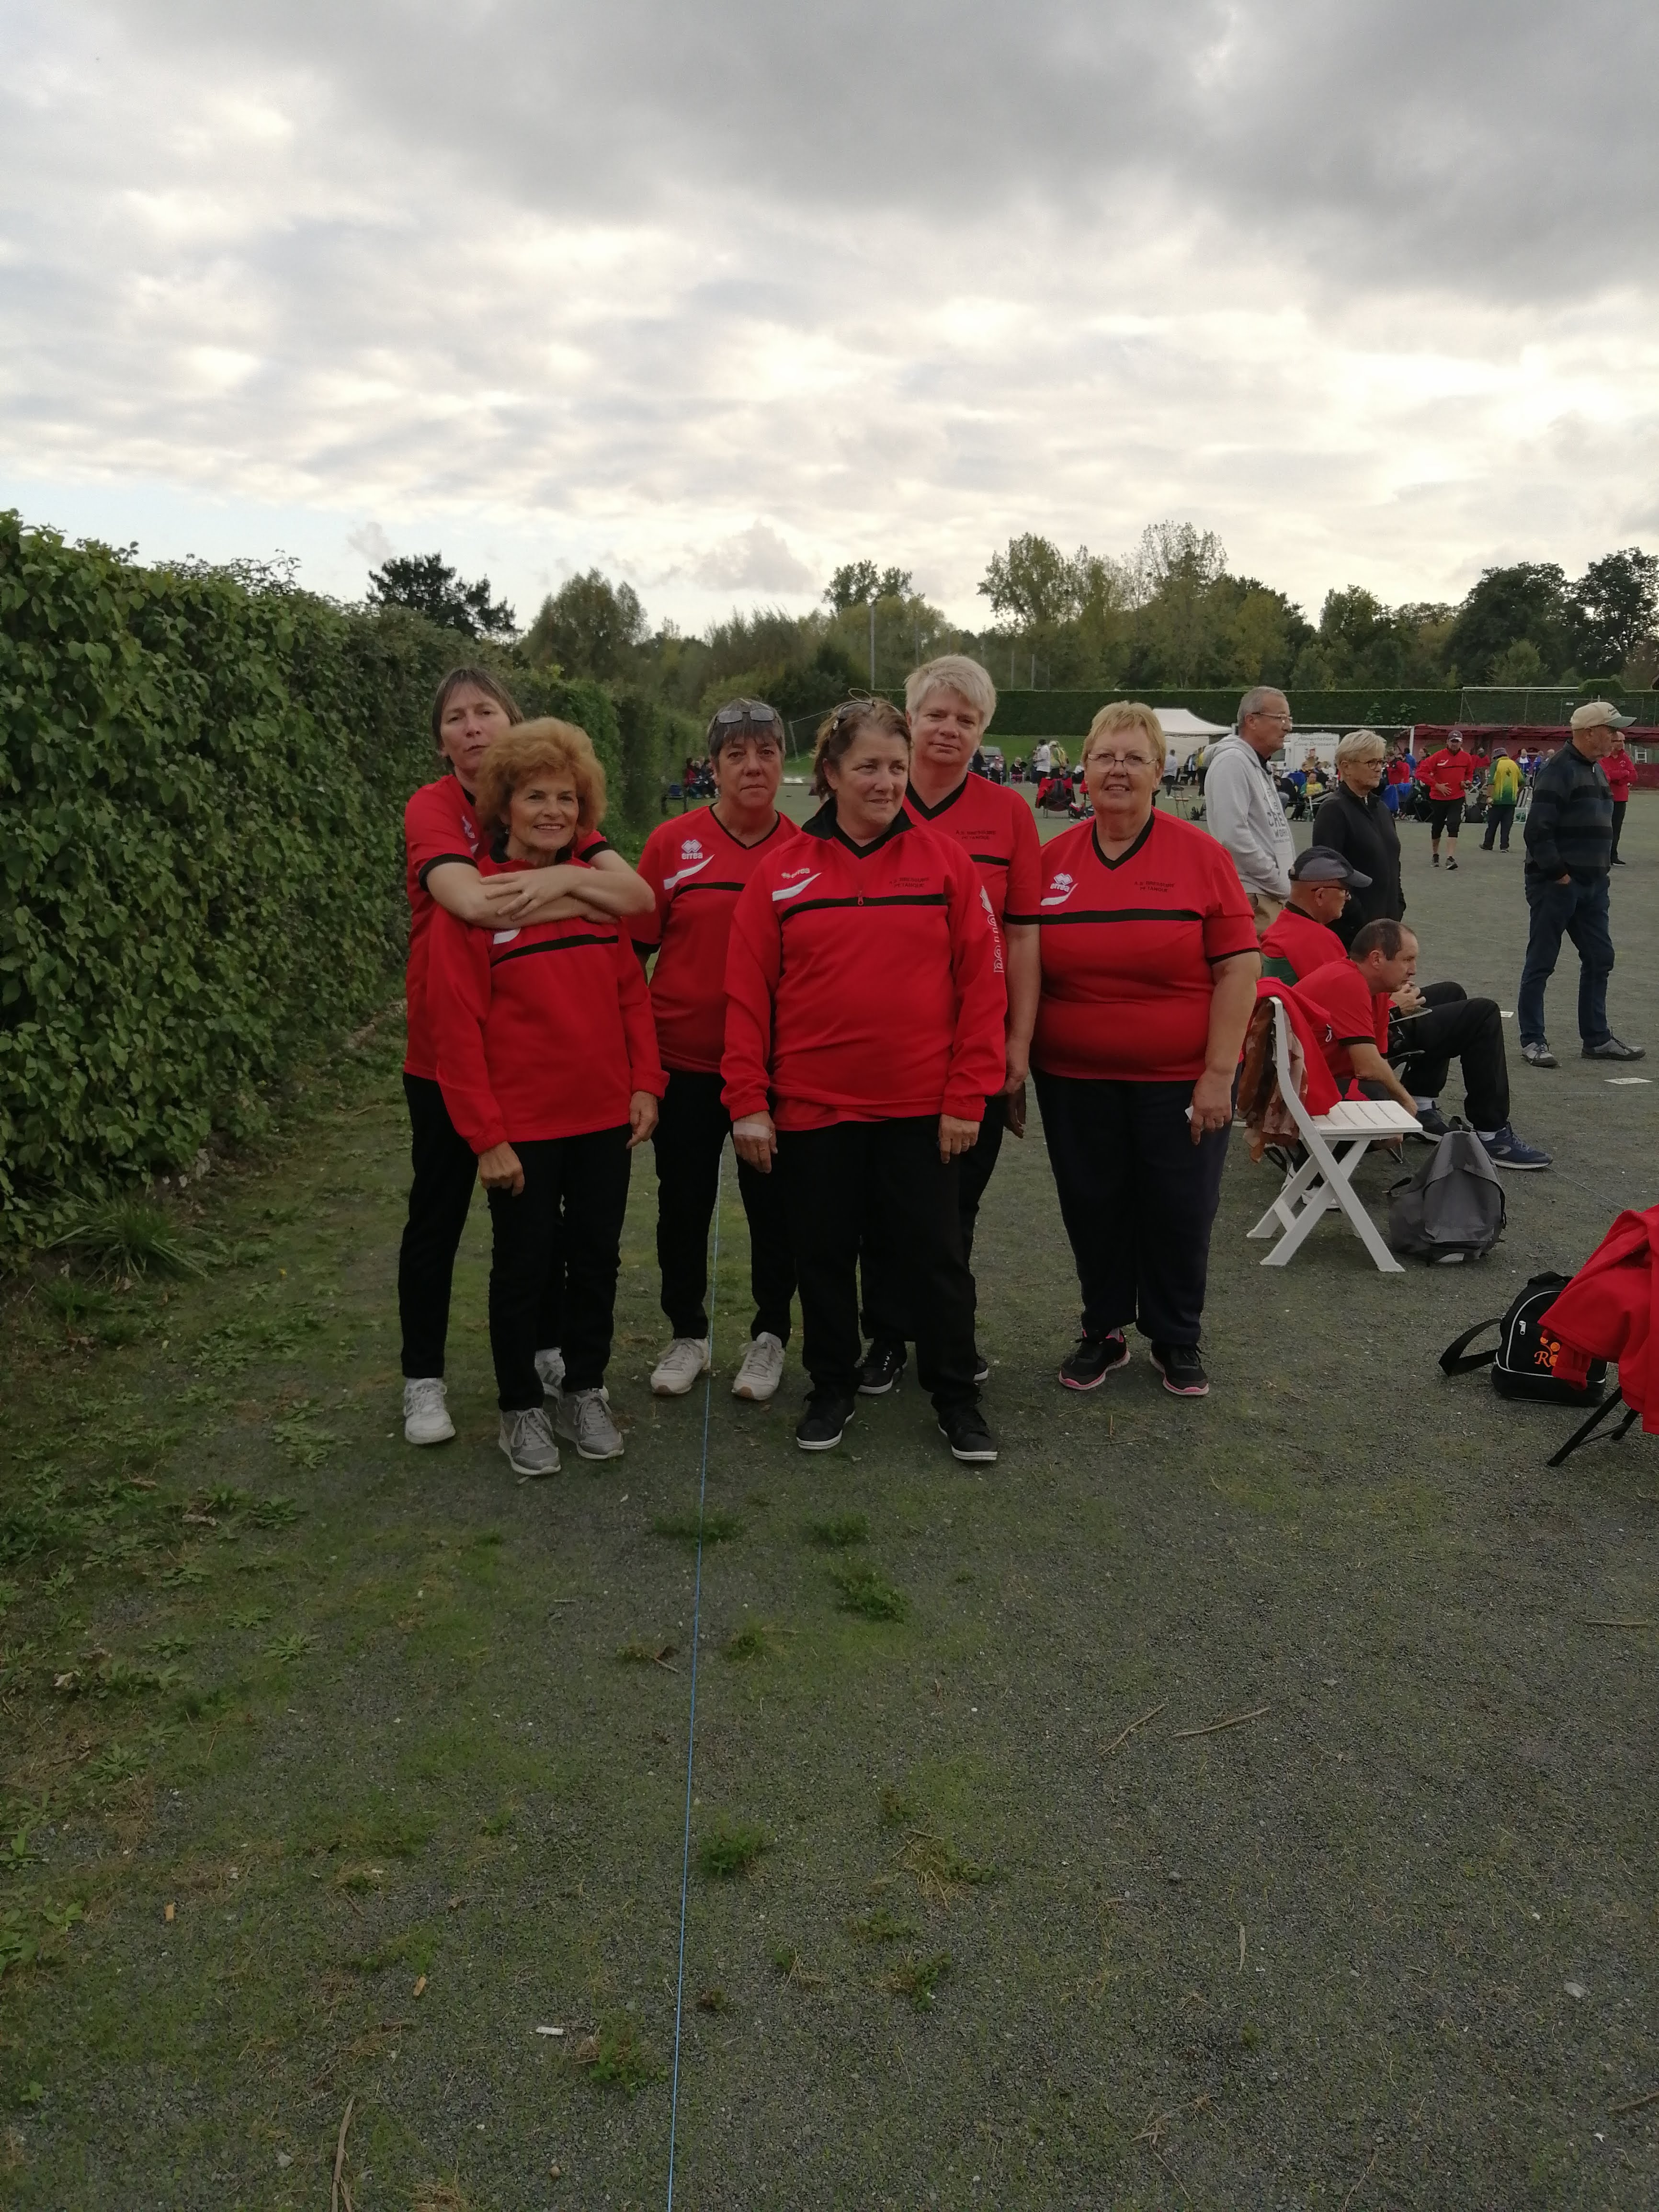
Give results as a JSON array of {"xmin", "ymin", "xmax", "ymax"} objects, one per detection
[{"xmin": 3, "ymin": 0, "xmax": 1656, "ymax": 632}]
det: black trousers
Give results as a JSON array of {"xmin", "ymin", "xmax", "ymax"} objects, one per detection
[
  {"xmin": 1388, "ymin": 981, "xmax": 1509, "ymax": 1131},
  {"xmin": 1429, "ymin": 798, "xmax": 1464, "ymax": 841},
  {"xmin": 398, "ymin": 1075, "xmax": 564, "ymax": 1379},
  {"xmin": 1612, "ymin": 799, "xmax": 1627, "ymax": 860},
  {"xmin": 777, "ymin": 1118, "xmax": 979, "ymax": 1413},
  {"xmin": 1480, "ymin": 803, "xmax": 1515, "ymax": 851},
  {"xmin": 487, "ymin": 1128, "xmax": 631, "ymax": 1410},
  {"xmin": 1034, "ymin": 1071, "xmax": 1229, "ymax": 1349},
  {"xmin": 652, "ymin": 1070, "xmax": 795, "ymax": 1343},
  {"xmin": 860, "ymin": 1092, "xmax": 1006, "ymax": 1349}
]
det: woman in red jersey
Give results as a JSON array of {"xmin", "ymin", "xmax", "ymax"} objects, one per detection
[
  {"xmin": 1006, "ymin": 703, "xmax": 1260, "ymax": 1401},
  {"xmin": 631, "ymin": 698, "xmax": 801, "ymax": 1406},
  {"xmin": 427, "ymin": 721, "xmax": 665, "ymax": 1476},
  {"xmin": 723, "ymin": 698, "xmax": 1005, "ymax": 1460},
  {"xmin": 399, "ymin": 668, "xmax": 652, "ymax": 1450},
  {"xmin": 855, "ymin": 654, "xmax": 1041, "ymax": 1396}
]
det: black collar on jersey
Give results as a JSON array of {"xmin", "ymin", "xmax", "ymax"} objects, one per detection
[
  {"xmin": 803, "ymin": 796, "xmax": 915, "ymax": 858},
  {"xmin": 489, "ymin": 829, "xmax": 577, "ymax": 865},
  {"xmin": 1091, "ymin": 813, "xmax": 1156, "ymax": 872},
  {"xmin": 905, "ymin": 774, "xmax": 969, "ymax": 821},
  {"xmin": 707, "ymin": 803, "xmax": 787, "ymax": 851}
]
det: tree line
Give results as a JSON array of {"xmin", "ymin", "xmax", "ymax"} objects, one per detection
[{"xmin": 367, "ymin": 527, "xmax": 1659, "ymax": 726}]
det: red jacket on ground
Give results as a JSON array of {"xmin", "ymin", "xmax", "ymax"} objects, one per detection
[
  {"xmin": 1602, "ymin": 748, "xmax": 1637, "ymax": 801},
  {"xmin": 1255, "ymin": 981, "xmax": 1341, "ymax": 1116},
  {"xmin": 427, "ymin": 857, "xmax": 665, "ymax": 1154},
  {"xmin": 721, "ymin": 800, "xmax": 1005, "ymax": 1131},
  {"xmin": 1418, "ymin": 748, "xmax": 1478, "ymax": 802},
  {"xmin": 1544, "ymin": 1205, "xmax": 1659, "ymax": 1429}
]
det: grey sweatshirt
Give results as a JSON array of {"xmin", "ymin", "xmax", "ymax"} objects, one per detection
[{"xmin": 1204, "ymin": 733, "xmax": 1295, "ymax": 900}]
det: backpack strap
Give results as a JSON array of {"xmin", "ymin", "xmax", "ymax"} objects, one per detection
[
  {"xmin": 1548, "ymin": 1393, "xmax": 1634, "ymax": 1469},
  {"xmin": 1439, "ymin": 1319, "xmax": 1502, "ymax": 1376}
]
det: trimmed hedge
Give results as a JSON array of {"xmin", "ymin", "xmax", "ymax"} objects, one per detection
[
  {"xmin": 0, "ymin": 518, "xmax": 690, "ymax": 1243},
  {"xmin": 982, "ymin": 688, "xmax": 1471, "ymax": 739}
]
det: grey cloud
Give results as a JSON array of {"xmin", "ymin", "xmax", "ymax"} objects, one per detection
[{"xmin": 688, "ymin": 523, "xmax": 817, "ymax": 594}]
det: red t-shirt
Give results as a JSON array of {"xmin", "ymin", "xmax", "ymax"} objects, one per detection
[
  {"xmin": 904, "ymin": 771, "xmax": 1043, "ymax": 930},
  {"xmin": 1419, "ymin": 749, "xmax": 1477, "ymax": 802},
  {"xmin": 722, "ymin": 803, "xmax": 1005, "ymax": 1130},
  {"xmin": 402, "ymin": 772, "xmax": 609, "ymax": 1079},
  {"xmin": 630, "ymin": 807, "xmax": 804, "ymax": 1074},
  {"xmin": 1259, "ymin": 905, "xmax": 1347, "ymax": 983},
  {"xmin": 1015, "ymin": 812, "xmax": 1257, "ymax": 1083},
  {"xmin": 425, "ymin": 857, "xmax": 665, "ymax": 1154},
  {"xmin": 1289, "ymin": 959, "xmax": 1391, "ymax": 1085},
  {"xmin": 1602, "ymin": 749, "xmax": 1637, "ymax": 800}
]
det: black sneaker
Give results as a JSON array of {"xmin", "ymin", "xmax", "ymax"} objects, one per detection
[
  {"xmin": 795, "ymin": 1395, "xmax": 855, "ymax": 1451},
  {"xmin": 973, "ymin": 1345, "xmax": 991, "ymax": 1384},
  {"xmin": 1432, "ymin": 852, "xmax": 1440, "ymax": 867},
  {"xmin": 1583, "ymin": 1036, "xmax": 1646, "ymax": 1061},
  {"xmin": 1149, "ymin": 1343, "xmax": 1210, "ymax": 1397},
  {"xmin": 1413, "ymin": 1105, "xmax": 1450, "ymax": 1140},
  {"xmin": 1612, "ymin": 855, "xmax": 1627, "ymax": 865},
  {"xmin": 1446, "ymin": 856, "xmax": 1458, "ymax": 871},
  {"xmin": 856, "ymin": 1342, "xmax": 907, "ymax": 1395},
  {"xmin": 938, "ymin": 1405, "xmax": 998, "ymax": 1463},
  {"xmin": 1058, "ymin": 1331, "xmax": 1131, "ymax": 1390}
]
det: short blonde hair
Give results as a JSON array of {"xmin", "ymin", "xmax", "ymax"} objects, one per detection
[
  {"xmin": 1334, "ymin": 728, "xmax": 1386, "ymax": 771},
  {"xmin": 473, "ymin": 718, "xmax": 607, "ymax": 839},
  {"xmin": 904, "ymin": 654, "xmax": 997, "ymax": 730},
  {"xmin": 1080, "ymin": 701, "xmax": 1167, "ymax": 775}
]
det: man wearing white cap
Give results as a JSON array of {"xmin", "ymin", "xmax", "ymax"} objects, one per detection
[{"xmin": 1518, "ymin": 700, "xmax": 1645, "ymax": 1067}]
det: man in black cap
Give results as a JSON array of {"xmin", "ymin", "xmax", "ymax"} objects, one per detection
[{"xmin": 1260, "ymin": 846, "xmax": 1371, "ymax": 983}]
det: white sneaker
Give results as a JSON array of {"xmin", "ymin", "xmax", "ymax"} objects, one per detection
[
  {"xmin": 732, "ymin": 1332, "xmax": 785, "ymax": 1402},
  {"xmin": 498, "ymin": 1406, "xmax": 560, "ymax": 1476},
  {"xmin": 534, "ymin": 1346, "xmax": 566, "ymax": 1398},
  {"xmin": 555, "ymin": 1386, "xmax": 625, "ymax": 1460},
  {"xmin": 650, "ymin": 1336, "xmax": 711, "ymax": 1397},
  {"xmin": 403, "ymin": 1378, "xmax": 455, "ymax": 1446}
]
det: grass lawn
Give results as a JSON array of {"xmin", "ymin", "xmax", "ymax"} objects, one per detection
[{"xmin": 3, "ymin": 792, "xmax": 1659, "ymax": 2209}]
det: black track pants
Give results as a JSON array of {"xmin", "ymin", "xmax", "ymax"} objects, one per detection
[
  {"xmin": 651, "ymin": 1070, "xmax": 795, "ymax": 1343},
  {"xmin": 486, "ymin": 1128, "xmax": 631, "ymax": 1410}
]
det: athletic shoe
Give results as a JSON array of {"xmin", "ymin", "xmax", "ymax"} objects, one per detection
[
  {"xmin": 1446, "ymin": 857, "xmax": 1458, "ymax": 871},
  {"xmin": 973, "ymin": 1346, "xmax": 991, "ymax": 1384},
  {"xmin": 498, "ymin": 1406, "xmax": 559, "ymax": 1476},
  {"xmin": 796, "ymin": 1394, "xmax": 855, "ymax": 1451},
  {"xmin": 402, "ymin": 1377, "xmax": 455, "ymax": 1446},
  {"xmin": 732, "ymin": 1332, "xmax": 785, "ymax": 1402},
  {"xmin": 1482, "ymin": 1125, "xmax": 1552, "ymax": 1170},
  {"xmin": 1612, "ymin": 855, "xmax": 1627, "ymax": 865},
  {"xmin": 1521, "ymin": 1041, "xmax": 1557, "ymax": 1068},
  {"xmin": 1583, "ymin": 1036, "xmax": 1646, "ymax": 1061},
  {"xmin": 555, "ymin": 1386, "xmax": 625, "ymax": 1460},
  {"xmin": 938, "ymin": 1406, "xmax": 998, "ymax": 1463},
  {"xmin": 1413, "ymin": 1106, "xmax": 1450, "ymax": 1140},
  {"xmin": 1058, "ymin": 1332, "xmax": 1131, "ymax": 1390},
  {"xmin": 1149, "ymin": 1343, "xmax": 1210, "ymax": 1397},
  {"xmin": 1432, "ymin": 852, "xmax": 1440, "ymax": 867},
  {"xmin": 534, "ymin": 1346, "xmax": 565, "ymax": 1398},
  {"xmin": 650, "ymin": 1336, "xmax": 711, "ymax": 1396},
  {"xmin": 857, "ymin": 1342, "xmax": 907, "ymax": 1395}
]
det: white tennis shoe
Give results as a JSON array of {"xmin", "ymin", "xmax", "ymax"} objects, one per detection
[
  {"xmin": 731, "ymin": 1333, "xmax": 785, "ymax": 1402},
  {"xmin": 402, "ymin": 1378, "xmax": 455, "ymax": 1446},
  {"xmin": 650, "ymin": 1337, "xmax": 711, "ymax": 1396}
]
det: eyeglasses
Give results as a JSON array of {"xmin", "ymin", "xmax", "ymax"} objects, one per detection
[{"xmin": 1090, "ymin": 752, "xmax": 1155, "ymax": 771}]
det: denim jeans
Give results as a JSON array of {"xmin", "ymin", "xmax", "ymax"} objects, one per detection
[{"xmin": 1517, "ymin": 873, "xmax": 1614, "ymax": 1047}]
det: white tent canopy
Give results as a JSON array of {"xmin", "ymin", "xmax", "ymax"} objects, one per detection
[{"xmin": 1153, "ymin": 705, "xmax": 1231, "ymax": 760}]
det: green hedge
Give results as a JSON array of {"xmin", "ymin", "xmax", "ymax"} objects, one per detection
[
  {"xmin": 982, "ymin": 688, "xmax": 1471, "ymax": 739},
  {"xmin": 0, "ymin": 518, "xmax": 686, "ymax": 1244}
]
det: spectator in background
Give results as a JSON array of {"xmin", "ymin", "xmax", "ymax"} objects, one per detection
[
  {"xmin": 1519, "ymin": 701, "xmax": 1646, "ymax": 1066},
  {"xmin": 1033, "ymin": 741, "xmax": 1054, "ymax": 780},
  {"xmin": 1205, "ymin": 686, "xmax": 1298, "ymax": 934},
  {"xmin": 1481, "ymin": 750, "xmax": 1523, "ymax": 852},
  {"xmin": 1311, "ymin": 730, "xmax": 1403, "ymax": 944},
  {"xmin": 1417, "ymin": 729, "xmax": 1477, "ymax": 869},
  {"xmin": 1259, "ymin": 848, "xmax": 1369, "ymax": 983},
  {"xmin": 1603, "ymin": 730, "xmax": 1636, "ymax": 864}
]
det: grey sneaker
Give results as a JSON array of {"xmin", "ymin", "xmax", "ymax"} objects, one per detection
[
  {"xmin": 403, "ymin": 1378, "xmax": 455, "ymax": 1446},
  {"xmin": 1521, "ymin": 1040, "xmax": 1557, "ymax": 1068},
  {"xmin": 534, "ymin": 1346, "xmax": 566, "ymax": 1398},
  {"xmin": 732, "ymin": 1331, "xmax": 785, "ymax": 1402},
  {"xmin": 555, "ymin": 1386, "xmax": 625, "ymax": 1460},
  {"xmin": 498, "ymin": 1406, "xmax": 559, "ymax": 1476},
  {"xmin": 649, "ymin": 1336, "xmax": 710, "ymax": 1396}
]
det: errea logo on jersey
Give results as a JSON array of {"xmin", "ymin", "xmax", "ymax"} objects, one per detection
[
  {"xmin": 680, "ymin": 837, "xmax": 705, "ymax": 860},
  {"xmin": 1040, "ymin": 871, "xmax": 1077, "ymax": 907}
]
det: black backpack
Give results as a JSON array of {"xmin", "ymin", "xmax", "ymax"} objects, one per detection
[
  {"xmin": 1439, "ymin": 1271, "xmax": 1608, "ymax": 1405},
  {"xmin": 1388, "ymin": 1129, "xmax": 1506, "ymax": 1263}
]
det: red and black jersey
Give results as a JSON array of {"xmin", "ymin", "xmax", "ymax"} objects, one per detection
[
  {"xmin": 1015, "ymin": 812, "xmax": 1257, "ymax": 1083},
  {"xmin": 629, "ymin": 806, "xmax": 804, "ymax": 1073},
  {"xmin": 426, "ymin": 856, "xmax": 664, "ymax": 1154},
  {"xmin": 1259, "ymin": 904, "xmax": 1347, "ymax": 984},
  {"xmin": 1418, "ymin": 748, "xmax": 1477, "ymax": 802},
  {"xmin": 722, "ymin": 800, "xmax": 1005, "ymax": 1131},
  {"xmin": 1602, "ymin": 748, "xmax": 1636, "ymax": 800},
  {"xmin": 904, "ymin": 771, "xmax": 1043, "ymax": 931},
  {"xmin": 1289, "ymin": 959, "xmax": 1391, "ymax": 1085},
  {"xmin": 402, "ymin": 771, "xmax": 611, "ymax": 1079}
]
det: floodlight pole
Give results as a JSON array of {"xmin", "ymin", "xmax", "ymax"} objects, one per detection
[{"xmin": 868, "ymin": 597, "xmax": 876, "ymax": 689}]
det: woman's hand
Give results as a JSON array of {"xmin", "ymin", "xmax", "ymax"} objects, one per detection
[
  {"xmin": 1003, "ymin": 1078, "xmax": 1028, "ymax": 1140},
  {"xmin": 627, "ymin": 1091, "xmax": 659, "ymax": 1149},
  {"xmin": 1188, "ymin": 1069, "xmax": 1235, "ymax": 1143},
  {"xmin": 477, "ymin": 1141, "xmax": 524, "ymax": 1194},
  {"xmin": 938, "ymin": 1114, "xmax": 980, "ymax": 1163},
  {"xmin": 731, "ymin": 1113, "xmax": 778, "ymax": 1174}
]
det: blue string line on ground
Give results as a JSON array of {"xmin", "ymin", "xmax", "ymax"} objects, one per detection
[{"xmin": 665, "ymin": 1150, "xmax": 722, "ymax": 2211}]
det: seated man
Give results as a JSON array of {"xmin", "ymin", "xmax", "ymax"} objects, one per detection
[
  {"xmin": 1292, "ymin": 919, "xmax": 1552, "ymax": 1169},
  {"xmin": 1260, "ymin": 847, "xmax": 1370, "ymax": 983}
]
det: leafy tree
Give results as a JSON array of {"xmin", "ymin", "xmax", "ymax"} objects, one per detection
[
  {"xmin": 825, "ymin": 562, "xmax": 913, "ymax": 612},
  {"xmin": 521, "ymin": 570, "xmax": 647, "ymax": 679},
  {"xmin": 1569, "ymin": 548, "xmax": 1659, "ymax": 673},
  {"xmin": 1445, "ymin": 562, "xmax": 1574, "ymax": 684},
  {"xmin": 366, "ymin": 552, "xmax": 515, "ymax": 638},
  {"xmin": 978, "ymin": 535, "xmax": 1090, "ymax": 629}
]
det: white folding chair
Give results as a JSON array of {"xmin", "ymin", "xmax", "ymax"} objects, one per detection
[{"xmin": 1247, "ymin": 995, "xmax": 1420, "ymax": 1273}]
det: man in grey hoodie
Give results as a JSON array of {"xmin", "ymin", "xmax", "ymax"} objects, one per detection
[{"xmin": 1204, "ymin": 687, "xmax": 1298, "ymax": 934}]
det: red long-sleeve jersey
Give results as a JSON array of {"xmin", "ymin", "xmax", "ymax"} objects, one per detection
[
  {"xmin": 426, "ymin": 858, "xmax": 665, "ymax": 1154},
  {"xmin": 721, "ymin": 801, "xmax": 1005, "ymax": 1131},
  {"xmin": 1602, "ymin": 747, "xmax": 1636, "ymax": 800},
  {"xmin": 1418, "ymin": 748, "xmax": 1477, "ymax": 802}
]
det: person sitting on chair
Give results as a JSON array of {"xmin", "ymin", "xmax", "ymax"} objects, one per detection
[{"xmin": 1259, "ymin": 848, "xmax": 1370, "ymax": 983}]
